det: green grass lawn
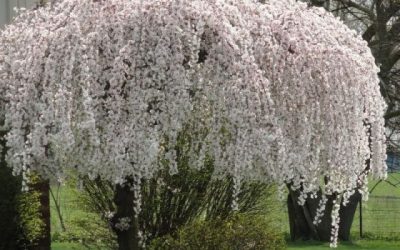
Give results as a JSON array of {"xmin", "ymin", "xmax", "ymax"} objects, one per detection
[
  {"xmin": 350, "ymin": 173, "xmax": 400, "ymax": 238},
  {"xmin": 52, "ymin": 242, "xmax": 86, "ymax": 250},
  {"xmin": 50, "ymin": 183, "xmax": 87, "ymax": 235},
  {"xmin": 50, "ymin": 181, "xmax": 114, "ymax": 249},
  {"xmin": 50, "ymin": 174, "xmax": 400, "ymax": 249},
  {"xmin": 52, "ymin": 240, "xmax": 400, "ymax": 250},
  {"xmin": 368, "ymin": 173, "xmax": 400, "ymax": 196},
  {"xmin": 288, "ymin": 240, "xmax": 400, "ymax": 250}
]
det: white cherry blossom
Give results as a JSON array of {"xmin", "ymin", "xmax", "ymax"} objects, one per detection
[{"xmin": 0, "ymin": 0, "xmax": 387, "ymax": 246}]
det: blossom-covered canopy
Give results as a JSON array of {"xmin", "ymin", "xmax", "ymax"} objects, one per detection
[
  {"xmin": 0, "ymin": 0, "xmax": 280, "ymax": 184},
  {"xmin": 0, "ymin": 0, "xmax": 387, "ymax": 246},
  {"xmin": 260, "ymin": 0, "xmax": 387, "ymax": 194},
  {"xmin": 249, "ymin": 1, "xmax": 386, "ymax": 244}
]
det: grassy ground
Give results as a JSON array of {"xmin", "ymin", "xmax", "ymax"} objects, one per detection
[
  {"xmin": 351, "ymin": 173, "xmax": 400, "ymax": 238},
  {"xmin": 50, "ymin": 182, "xmax": 114, "ymax": 249},
  {"xmin": 50, "ymin": 183, "xmax": 86, "ymax": 235},
  {"xmin": 50, "ymin": 174, "xmax": 400, "ymax": 249},
  {"xmin": 368, "ymin": 173, "xmax": 400, "ymax": 196},
  {"xmin": 52, "ymin": 242, "xmax": 86, "ymax": 250},
  {"xmin": 53, "ymin": 240, "xmax": 400, "ymax": 250},
  {"xmin": 288, "ymin": 240, "xmax": 400, "ymax": 250}
]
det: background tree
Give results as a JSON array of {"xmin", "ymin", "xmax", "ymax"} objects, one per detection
[{"xmin": 305, "ymin": 0, "xmax": 400, "ymax": 146}]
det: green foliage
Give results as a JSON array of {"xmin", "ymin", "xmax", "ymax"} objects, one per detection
[
  {"xmin": 52, "ymin": 214, "xmax": 116, "ymax": 249},
  {"xmin": 45, "ymin": 125, "xmax": 281, "ymax": 249},
  {"xmin": 149, "ymin": 213, "xmax": 286, "ymax": 250},
  {"xmin": 0, "ymin": 133, "xmax": 44, "ymax": 249},
  {"xmin": 17, "ymin": 185, "xmax": 45, "ymax": 244},
  {"xmin": 0, "ymin": 131, "xmax": 40, "ymax": 249},
  {"xmin": 78, "ymin": 167, "xmax": 273, "ymax": 246},
  {"xmin": 77, "ymin": 127, "xmax": 274, "ymax": 246}
]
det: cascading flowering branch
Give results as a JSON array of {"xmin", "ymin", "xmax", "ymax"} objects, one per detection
[
  {"xmin": 246, "ymin": 0, "xmax": 387, "ymax": 246},
  {"xmin": 0, "ymin": 0, "xmax": 280, "ymax": 207},
  {"xmin": 0, "ymin": 0, "xmax": 386, "ymax": 247}
]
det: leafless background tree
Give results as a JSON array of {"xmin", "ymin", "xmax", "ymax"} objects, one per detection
[{"xmin": 304, "ymin": 0, "xmax": 400, "ymax": 149}]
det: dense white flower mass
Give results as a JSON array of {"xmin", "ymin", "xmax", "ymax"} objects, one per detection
[
  {"xmin": 254, "ymin": 0, "xmax": 388, "ymax": 195},
  {"xmin": 0, "ymin": 0, "xmax": 387, "ymax": 246},
  {"xmin": 248, "ymin": 1, "xmax": 387, "ymax": 246},
  {"xmin": 0, "ymin": 0, "xmax": 283, "ymax": 183}
]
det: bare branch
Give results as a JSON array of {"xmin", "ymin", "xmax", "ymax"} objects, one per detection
[{"xmin": 338, "ymin": 0, "xmax": 376, "ymax": 19}]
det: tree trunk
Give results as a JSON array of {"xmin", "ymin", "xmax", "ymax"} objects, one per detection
[
  {"xmin": 30, "ymin": 179, "xmax": 51, "ymax": 250},
  {"xmin": 287, "ymin": 188, "xmax": 320, "ymax": 241},
  {"xmin": 111, "ymin": 179, "xmax": 140, "ymax": 250},
  {"xmin": 287, "ymin": 189, "xmax": 360, "ymax": 242},
  {"xmin": 338, "ymin": 192, "xmax": 361, "ymax": 241}
]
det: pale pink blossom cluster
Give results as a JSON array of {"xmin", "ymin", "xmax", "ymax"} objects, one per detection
[
  {"xmin": 0, "ymin": 0, "xmax": 386, "ymax": 246},
  {"xmin": 259, "ymin": 0, "xmax": 387, "ymax": 195},
  {"xmin": 254, "ymin": 2, "xmax": 386, "ymax": 243}
]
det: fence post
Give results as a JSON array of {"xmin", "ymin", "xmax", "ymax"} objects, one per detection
[{"xmin": 359, "ymin": 198, "xmax": 363, "ymax": 238}]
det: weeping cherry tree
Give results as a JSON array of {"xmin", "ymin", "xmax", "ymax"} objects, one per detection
[{"xmin": 0, "ymin": 0, "xmax": 386, "ymax": 249}]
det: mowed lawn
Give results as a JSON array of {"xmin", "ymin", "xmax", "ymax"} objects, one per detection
[
  {"xmin": 350, "ymin": 173, "xmax": 400, "ymax": 238},
  {"xmin": 53, "ymin": 240, "xmax": 400, "ymax": 250},
  {"xmin": 50, "ymin": 174, "xmax": 400, "ymax": 249},
  {"xmin": 288, "ymin": 240, "xmax": 400, "ymax": 250},
  {"xmin": 52, "ymin": 242, "xmax": 86, "ymax": 250},
  {"xmin": 50, "ymin": 182, "xmax": 113, "ymax": 249}
]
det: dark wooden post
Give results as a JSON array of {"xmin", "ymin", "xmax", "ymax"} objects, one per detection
[{"xmin": 359, "ymin": 199, "xmax": 363, "ymax": 238}]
